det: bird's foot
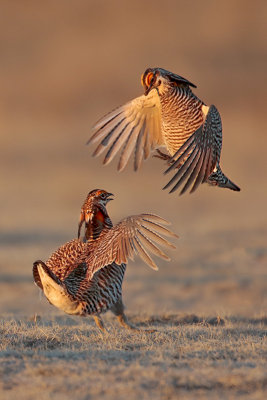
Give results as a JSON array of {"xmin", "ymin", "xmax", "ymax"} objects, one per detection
[
  {"xmin": 93, "ymin": 315, "xmax": 108, "ymax": 333},
  {"xmin": 153, "ymin": 149, "xmax": 173, "ymax": 164},
  {"xmin": 117, "ymin": 314, "xmax": 156, "ymax": 333}
]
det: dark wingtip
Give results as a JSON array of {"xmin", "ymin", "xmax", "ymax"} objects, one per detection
[
  {"xmin": 169, "ymin": 187, "xmax": 177, "ymax": 194},
  {"xmin": 164, "ymin": 164, "xmax": 173, "ymax": 175}
]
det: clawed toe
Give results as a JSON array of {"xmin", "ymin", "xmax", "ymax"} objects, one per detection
[
  {"xmin": 153, "ymin": 149, "xmax": 172, "ymax": 162},
  {"xmin": 117, "ymin": 314, "xmax": 156, "ymax": 333}
]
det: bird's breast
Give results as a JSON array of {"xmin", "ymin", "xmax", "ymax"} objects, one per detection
[{"xmin": 160, "ymin": 89, "xmax": 205, "ymax": 156}]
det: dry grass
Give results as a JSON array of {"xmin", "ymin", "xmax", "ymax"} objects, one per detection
[
  {"xmin": 1, "ymin": 218, "xmax": 266, "ymax": 400},
  {"xmin": 0, "ymin": 314, "xmax": 266, "ymax": 400},
  {"xmin": 2, "ymin": 225, "xmax": 266, "ymax": 399}
]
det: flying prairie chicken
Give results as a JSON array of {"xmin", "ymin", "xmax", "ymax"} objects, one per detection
[
  {"xmin": 88, "ymin": 67, "xmax": 240, "ymax": 195},
  {"xmin": 33, "ymin": 189, "xmax": 178, "ymax": 332}
]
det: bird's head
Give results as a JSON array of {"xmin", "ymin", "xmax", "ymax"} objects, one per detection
[
  {"xmin": 141, "ymin": 67, "xmax": 197, "ymax": 96},
  {"xmin": 78, "ymin": 189, "xmax": 114, "ymax": 238},
  {"xmin": 141, "ymin": 68, "xmax": 162, "ymax": 95}
]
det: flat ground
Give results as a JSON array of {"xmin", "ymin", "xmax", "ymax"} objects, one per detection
[
  {"xmin": 0, "ymin": 1, "xmax": 267, "ymax": 399},
  {"xmin": 0, "ymin": 313, "xmax": 266, "ymax": 400},
  {"xmin": 1, "ymin": 226, "xmax": 266, "ymax": 399}
]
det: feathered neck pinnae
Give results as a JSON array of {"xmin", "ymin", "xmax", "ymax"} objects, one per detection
[{"xmin": 83, "ymin": 205, "xmax": 113, "ymax": 243}]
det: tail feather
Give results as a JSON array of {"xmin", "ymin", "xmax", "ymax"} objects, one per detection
[
  {"xmin": 32, "ymin": 260, "xmax": 84, "ymax": 315},
  {"xmin": 33, "ymin": 260, "xmax": 61, "ymax": 289},
  {"xmin": 207, "ymin": 167, "xmax": 240, "ymax": 192},
  {"xmin": 33, "ymin": 260, "xmax": 44, "ymax": 289},
  {"xmin": 223, "ymin": 178, "xmax": 240, "ymax": 191}
]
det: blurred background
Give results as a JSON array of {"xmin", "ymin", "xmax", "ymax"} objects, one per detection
[{"xmin": 0, "ymin": 0, "xmax": 266, "ymax": 318}]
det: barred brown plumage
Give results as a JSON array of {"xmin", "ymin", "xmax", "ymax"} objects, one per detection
[
  {"xmin": 33, "ymin": 189, "xmax": 178, "ymax": 332},
  {"xmin": 88, "ymin": 67, "xmax": 240, "ymax": 194}
]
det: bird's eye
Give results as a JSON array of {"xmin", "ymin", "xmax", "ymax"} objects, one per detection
[
  {"xmin": 146, "ymin": 72, "xmax": 154, "ymax": 86},
  {"xmin": 100, "ymin": 193, "xmax": 106, "ymax": 199}
]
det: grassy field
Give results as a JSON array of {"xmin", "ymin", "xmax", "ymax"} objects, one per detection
[
  {"xmin": 1, "ymin": 313, "xmax": 266, "ymax": 400},
  {"xmin": 1, "ymin": 226, "xmax": 266, "ymax": 399}
]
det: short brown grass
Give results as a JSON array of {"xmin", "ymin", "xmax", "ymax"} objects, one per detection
[{"xmin": 0, "ymin": 313, "xmax": 266, "ymax": 400}]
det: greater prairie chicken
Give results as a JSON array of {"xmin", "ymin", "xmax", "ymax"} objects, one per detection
[
  {"xmin": 33, "ymin": 189, "xmax": 178, "ymax": 331},
  {"xmin": 88, "ymin": 67, "xmax": 240, "ymax": 195}
]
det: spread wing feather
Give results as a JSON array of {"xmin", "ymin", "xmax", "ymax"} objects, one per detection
[
  {"xmin": 87, "ymin": 91, "xmax": 163, "ymax": 171},
  {"xmin": 84, "ymin": 214, "xmax": 178, "ymax": 280}
]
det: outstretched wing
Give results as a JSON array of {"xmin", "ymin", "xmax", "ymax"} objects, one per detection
[
  {"xmin": 163, "ymin": 105, "xmax": 222, "ymax": 195},
  {"xmin": 87, "ymin": 90, "xmax": 163, "ymax": 171},
  {"xmin": 84, "ymin": 214, "xmax": 178, "ymax": 280}
]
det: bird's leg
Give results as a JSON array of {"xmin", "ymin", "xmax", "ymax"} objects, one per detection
[
  {"xmin": 117, "ymin": 313, "xmax": 156, "ymax": 333},
  {"xmin": 153, "ymin": 149, "xmax": 173, "ymax": 164},
  {"xmin": 154, "ymin": 149, "xmax": 184, "ymax": 169},
  {"xmin": 93, "ymin": 315, "xmax": 107, "ymax": 332},
  {"xmin": 111, "ymin": 298, "xmax": 156, "ymax": 333},
  {"xmin": 111, "ymin": 298, "xmax": 139, "ymax": 330},
  {"xmin": 117, "ymin": 313, "xmax": 140, "ymax": 331}
]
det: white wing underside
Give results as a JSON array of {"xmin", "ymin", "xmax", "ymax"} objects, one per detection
[{"xmin": 88, "ymin": 90, "xmax": 163, "ymax": 171}]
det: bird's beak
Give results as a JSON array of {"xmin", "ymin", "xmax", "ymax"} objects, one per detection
[
  {"xmin": 106, "ymin": 192, "xmax": 114, "ymax": 202},
  {"xmin": 144, "ymin": 72, "xmax": 159, "ymax": 96},
  {"xmin": 144, "ymin": 81, "xmax": 154, "ymax": 96}
]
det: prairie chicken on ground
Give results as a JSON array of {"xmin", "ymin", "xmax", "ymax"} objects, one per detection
[
  {"xmin": 33, "ymin": 189, "xmax": 178, "ymax": 332},
  {"xmin": 88, "ymin": 67, "xmax": 240, "ymax": 195}
]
